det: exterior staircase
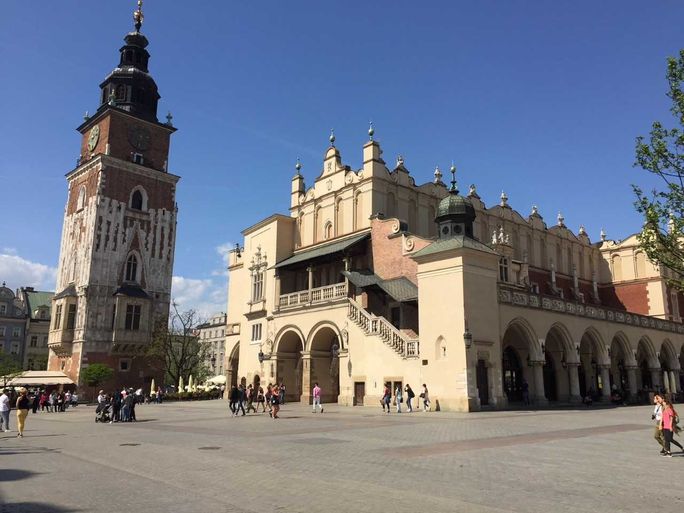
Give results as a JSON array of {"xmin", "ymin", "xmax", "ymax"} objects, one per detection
[{"xmin": 347, "ymin": 298, "xmax": 420, "ymax": 358}]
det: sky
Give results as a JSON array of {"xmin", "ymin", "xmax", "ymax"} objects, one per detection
[{"xmin": 1, "ymin": 1, "xmax": 683, "ymax": 317}]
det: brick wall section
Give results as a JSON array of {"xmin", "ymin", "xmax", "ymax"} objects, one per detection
[
  {"xmin": 80, "ymin": 110, "xmax": 171, "ymax": 173},
  {"xmin": 66, "ymin": 168, "xmax": 100, "ymax": 215},
  {"xmin": 599, "ymin": 282, "xmax": 649, "ymax": 314},
  {"xmin": 528, "ymin": 267, "xmax": 594, "ymax": 299},
  {"xmin": 102, "ymin": 167, "xmax": 175, "ymax": 210},
  {"xmin": 370, "ymin": 218, "xmax": 431, "ymax": 283}
]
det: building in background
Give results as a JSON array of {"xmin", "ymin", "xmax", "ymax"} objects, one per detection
[
  {"xmin": 224, "ymin": 130, "xmax": 684, "ymax": 411},
  {"xmin": 47, "ymin": 4, "xmax": 179, "ymax": 391},
  {"xmin": 17, "ymin": 287, "xmax": 52, "ymax": 370},
  {"xmin": 0, "ymin": 283, "xmax": 27, "ymax": 362},
  {"xmin": 197, "ymin": 313, "xmax": 227, "ymax": 377}
]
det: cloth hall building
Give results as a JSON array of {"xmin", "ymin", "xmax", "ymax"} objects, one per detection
[{"xmin": 225, "ymin": 132, "xmax": 684, "ymax": 412}]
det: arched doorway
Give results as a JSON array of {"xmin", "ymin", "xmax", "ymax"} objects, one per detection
[
  {"xmin": 579, "ymin": 329, "xmax": 607, "ymax": 399},
  {"xmin": 275, "ymin": 331, "xmax": 304, "ymax": 403},
  {"xmin": 543, "ymin": 352, "xmax": 557, "ymax": 401},
  {"xmin": 476, "ymin": 359, "xmax": 490, "ymax": 406},
  {"xmin": 660, "ymin": 340, "xmax": 678, "ymax": 394},
  {"xmin": 609, "ymin": 334, "xmax": 631, "ymax": 397},
  {"xmin": 501, "ymin": 319, "xmax": 540, "ymax": 404},
  {"xmin": 227, "ymin": 342, "xmax": 239, "ymax": 389},
  {"xmin": 637, "ymin": 337, "xmax": 658, "ymax": 391},
  {"xmin": 309, "ymin": 325, "xmax": 341, "ymax": 403},
  {"xmin": 544, "ymin": 324, "xmax": 573, "ymax": 401},
  {"xmin": 502, "ymin": 346, "xmax": 523, "ymax": 402}
]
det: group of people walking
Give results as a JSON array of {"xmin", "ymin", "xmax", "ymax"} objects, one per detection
[
  {"xmin": 96, "ymin": 388, "xmax": 149, "ymax": 423},
  {"xmin": 0, "ymin": 387, "xmax": 33, "ymax": 437},
  {"xmin": 381, "ymin": 383, "xmax": 430, "ymax": 413},
  {"xmin": 0, "ymin": 387, "xmax": 79, "ymax": 438},
  {"xmin": 229, "ymin": 382, "xmax": 288, "ymax": 419},
  {"xmin": 652, "ymin": 394, "xmax": 683, "ymax": 457}
]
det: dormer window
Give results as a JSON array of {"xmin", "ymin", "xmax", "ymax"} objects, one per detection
[
  {"xmin": 115, "ymin": 84, "xmax": 127, "ymax": 101},
  {"xmin": 125, "ymin": 254, "xmax": 138, "ymax": 282},
  {"xmin": 132, "ymin": 153, "xmax": 144, "ymax": 165}
]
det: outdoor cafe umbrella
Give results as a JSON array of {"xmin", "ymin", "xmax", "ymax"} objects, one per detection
[
  {"xmin": 178, "ymin": 375, "xmax": 184, "ymax": 394},
  {"xmin": 188, "ymin": 374, "xmax": 194, "ymax": 392},
  {"xmin": 150, "ymin": 378, "xmax": 156, "ymax": 396}
]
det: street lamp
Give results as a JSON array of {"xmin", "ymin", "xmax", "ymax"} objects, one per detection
[
  {"xmin": 258, "ymin": 349, "xmax": 265, "ymax": 363},
  {"xmin": 463, "ymin": 328, "xmax": 473, "ymax": 350}
]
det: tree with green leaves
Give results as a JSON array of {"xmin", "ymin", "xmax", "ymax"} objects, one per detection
[
  {"xmin": 81, "ymin": 363, "xmax": 114, "ymax": 388},
  {"xmin": 0, "ymin": 353, "xmax": 23, "ymax": 388},
  {"xmin": 634, "ymin": 49, "xmax": 684, "ymax": 288},
  {"xmin": 146, "ymin": 303, "xmax": 210, "ymax": 388}
]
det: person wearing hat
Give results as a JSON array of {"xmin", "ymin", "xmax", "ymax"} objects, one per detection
[{"xmin": 15, "ymin": 387, "xmax": 30, "ymax": 437}]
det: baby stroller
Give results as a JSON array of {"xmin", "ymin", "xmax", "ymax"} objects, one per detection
[{"xmin": 95, "ymin": 402, "xmax": 111, "ymax": 423}]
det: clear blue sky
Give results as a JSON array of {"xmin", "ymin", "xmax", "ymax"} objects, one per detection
[{"xmin": 1, "ymin": 1, "xmax": 682, "ymax": 315}]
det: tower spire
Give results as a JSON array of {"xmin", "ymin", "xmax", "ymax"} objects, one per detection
[
  {"xmin": 134, "ymin": 0, "xmax": 144, "ymax": 32},
  {"xmin": 449, "ymin": 162, "xmax": 458, "ymax": 194}
]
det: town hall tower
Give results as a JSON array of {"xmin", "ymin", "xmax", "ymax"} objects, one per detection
[{"xmin": 48, "ymin": 2, "xmax": 179, "ymax": 388}]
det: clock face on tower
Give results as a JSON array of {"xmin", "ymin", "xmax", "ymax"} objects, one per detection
[
  {"xmin": 87, "ymin": 125, "xmax": 100, "ymax": 152},
  {"xmin": 128, "ymin": 125, "xmax": 152, "ymax": 151}
]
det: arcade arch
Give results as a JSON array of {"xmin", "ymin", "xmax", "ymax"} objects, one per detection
[
  {"xmin": 275, "ymin": 330, "xmax": 304, "ymax": 403},
  {"xmin": 308, "ymin": 324, "xmax": 341, "ymax": 403}
]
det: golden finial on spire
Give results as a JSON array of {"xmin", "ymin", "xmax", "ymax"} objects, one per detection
[{"xmin": 134, "ymin": 0, "xmax": 144, "ymax": 32}]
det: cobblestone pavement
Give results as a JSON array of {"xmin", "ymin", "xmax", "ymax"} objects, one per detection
[{"xmin": 1, "ymin": 401, "xmax": 683, "ymax": 512}]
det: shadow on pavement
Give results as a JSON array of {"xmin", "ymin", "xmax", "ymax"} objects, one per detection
[
  {"xmin": 0, "ymin": 502, "xmax": 82, "ymax": 512},
  {"xmin": 0, "ymin": 469, "xmax": 39, "ymax": 482}
]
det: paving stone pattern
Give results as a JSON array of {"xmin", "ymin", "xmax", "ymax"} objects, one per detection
[{"xmin": 1, "ymin": 401, "xmax": 683, "ymax": 512}]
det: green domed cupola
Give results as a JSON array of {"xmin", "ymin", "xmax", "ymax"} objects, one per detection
[{"xmin": 435, "ymin": 163, "xmax": 476, "ymax": 238}]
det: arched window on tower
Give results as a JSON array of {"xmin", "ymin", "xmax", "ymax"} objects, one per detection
[
  {"xmin": 115, "ymin": 84, "xmax": 127, "ymax": 101},
  {"xmin": 612, "ymin": 254, "xmax": 622, "ymax": 281},
  {"xmin": 125, "ymin": 254, "xmax": 138, "ymax": 282},
  {"xmin": 131, "ymin": 190, "xmax": 143, "ymax": 210},
  {"xmin": 76, "ymin": 186, "xmax": 86, "ymax": 211},
  {"xmin": 324, "ymin": 221, "xmax": 333, "ymax": 241}
]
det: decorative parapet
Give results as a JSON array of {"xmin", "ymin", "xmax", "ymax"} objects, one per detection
[{"xmin": 498, "ymin": 286, "xmax": 684, "ymax": 334}]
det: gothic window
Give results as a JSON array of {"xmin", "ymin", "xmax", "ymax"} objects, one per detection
[
  {"xmin": 129, "ymin": 187, "xmax": 147, "ymax": 210},
  {"xmin": 66, "ymin": 304, "xmax": 77, "ymax": 330},
  {"xmin": 53, "ymin": 304, "xmax": 63, "ymax": 330},
  {"xmin": 635, "ymin": 251, "xmax": 646, "ymax": 277},
  {"xmin": 125, "ymin": 254, "xmax": 138, "ymax": 282},
  {"xmin": 324, "ymin": 221, "xmax": 333, "ymax": 240},
  {"xmin": 499, "ymin": 257, "xmax": 509, "ymax": 282},
  {"xmin": 125, "ymin": 304, "xmax": 141, "ymax": 330},
  {"xmin": 77, "ymin": 186, "xmax": 86, "ymax": 211},
  {"xmin": 354, "ymin": 192, "xmax": 363, "ymax": 230},
  {"xmin": 30, "ymin": 336, "xmax": 37, "ymax": 347}
]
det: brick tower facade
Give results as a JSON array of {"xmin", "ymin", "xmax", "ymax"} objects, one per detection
[{"xmin": 48, "ymin": 3, "xmax": 179, "ymax": 390}]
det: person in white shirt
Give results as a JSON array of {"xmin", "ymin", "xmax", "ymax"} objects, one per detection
[
  {"xmin": 97, "ymin": 390, "xmax": 106, "ymax": 404},
  {"xmin": 0, "ymin": 389, "xmax": 10, "ymax": 431},
  {"xmin": 653, "ymin": 394, "xmax": 665, "ymax": 454}
]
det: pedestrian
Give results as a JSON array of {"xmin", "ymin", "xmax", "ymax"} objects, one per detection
[
  {"xmin": 31, "ymin": 390, "xmax": 39, "ymax": 414},
  {"xmin": 312, "ymin": 382, "xmax": 323, "ymax": 413},
  {"xmin": 652, "ymin": 394, "xmax": 666, "ymax": 453},
  {"xmin": 112, "ymin": 390, "xmax": 122, "ymax": 422},
  {"xmin": 245, "ymin": 384, "xmax": 257, "ymax": 413},
  {"xmin": 382, "ymin": 383, "xmax": 391, "ymax": 414},
  {"xmin": 234, "ymin": 385, "xmax": 246, "ymax": 416},
  {"xmin": 0, "ymin": 388, "xmax": 10, "ymax": 432},
  {"xmin": 228, "ymin": 385, "xmax": 239, "ymax": 415},
  {"xmin": 49, "ymin": 391, "xmax": 57, "ymax": 413},
  {"xmin": 265, "ymin": 384, "xmax": 273, "ymax": 414},
  {"xmin": 279, "ymin": 382, "xmax": 286, "ymax": 405},
  {"xmin": 256, "ymin": 386, "xmax": 266, "ymax": 413},
  {"xmin": 271, "ymin": 384, "xmax": 281, "ymax": 419},
  {"xmin": 522, "ymin": 379, "xmax": 530, "ymax": 406},
  {"xmin": 420, "ymin": 383, "xmax": 430, "ymax": 412},
  {"xmin": 71, "ymin": 391, "xmax": 79, "ymax": 407},
  {"xmin": 65, "ymin": 390, "xmax": 72, "ymax": 410},
  {"xmin": 15, "ymin": 387, "xmax": 30, "ymax": 438},
  {"xmin": 39, "ymin": 390, "xmax": 49, "ymax": 412},
  {"xmin": 660, "ymin": 398, "xmax": 683, "ymax": 457},
  {"xmin": 395, "ymin": 383, "xmax": 403, "ymax": 413},
  {"xmin": 404, "ymin": 384, "xmax": 415, "ymax": 412}
]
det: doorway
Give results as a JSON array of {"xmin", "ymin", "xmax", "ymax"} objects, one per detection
[
  {"xmin": 543, "ymin": 352, "xmax": 557, "ymax": 401},
  {"xmin": 354, "ymin": 382, "xmax": 365, "ymax": 406},
  {"xmin": 476, "ymin": 359, "xmax": 489, "ymax": 406},
  {"xmin": 502, "ymin": 346, "xmax": 523, "ymax": 402}
]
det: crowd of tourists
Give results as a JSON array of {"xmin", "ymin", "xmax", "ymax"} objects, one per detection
[
  {"xmin": 380, "ymin": 382, "xmax": 430, "ymax": 413},
  {"xmin": 228, "ymin": 382, "xmax": 288, "ymax": 419},
  {"xmin": 94, "ymin": 387, "xmax": 165, "ymax": 423},
  {"xmin": 0, "ymin": 387, "xmax": 79, "ymax": 438}
]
